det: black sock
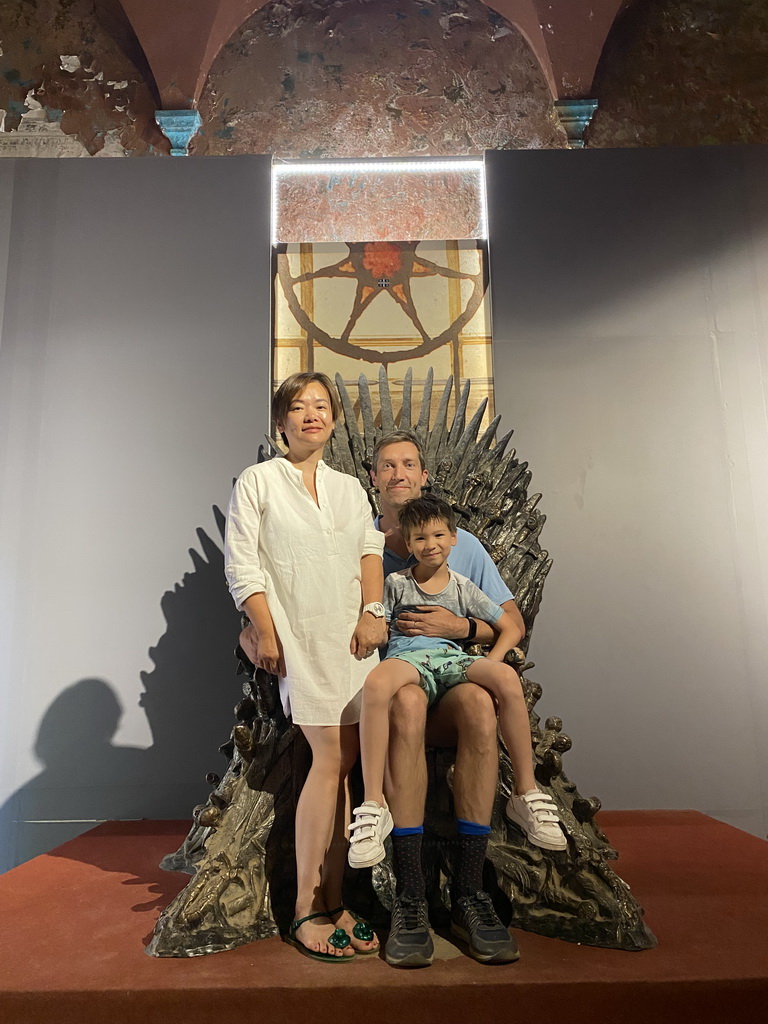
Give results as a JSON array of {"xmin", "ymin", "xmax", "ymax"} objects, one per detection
[
  {"xmin": 454, "ymin": 832, "xmax": 490, "ymax": 900},
  {"xmin": 391, "ymin": 832, "xmax": 426, "ymax": 900}
]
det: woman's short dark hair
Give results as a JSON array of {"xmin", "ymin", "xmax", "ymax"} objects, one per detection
[
  {"xmin": 398, "ymin": 495, "xmax": 457, "ymax": 539},
  {"xmin": 272, "ymin": 372, "xmax": 341, "ymax": 441},
  {"xmin": 372, "ymin": 430, "xmax": 426, "ymax": 473}
]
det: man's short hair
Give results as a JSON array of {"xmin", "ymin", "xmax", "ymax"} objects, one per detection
[
  {"xmin": 398, "ymin": 494, "xmax": 457, "ymax": 539},
  {"xmin": 272, "ymin": 372, "xmax": 341, "ymax": 440},
  {"xmin": 372, "ymin": 430, "xmax": 426, "ymax": 473}
]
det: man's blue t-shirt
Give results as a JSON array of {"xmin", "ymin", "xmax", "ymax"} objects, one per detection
[{"xmin": 375, "ymin": 516, "xmax": 514, "ymax": 605}]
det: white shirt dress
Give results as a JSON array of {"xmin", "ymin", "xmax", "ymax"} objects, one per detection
[{"xmin": 224, "ymin": 457, "xmax": 385, "ymax": 726}]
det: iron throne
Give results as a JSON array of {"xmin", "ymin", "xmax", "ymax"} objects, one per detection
[{"xmin": 147, "ymin": 368, "xmax": 656, "ymax": 957}]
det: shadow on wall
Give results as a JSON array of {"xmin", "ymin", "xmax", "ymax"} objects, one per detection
[{"xmin": 0, "ymin": 510, "xmax": 242, "ymax": 874}]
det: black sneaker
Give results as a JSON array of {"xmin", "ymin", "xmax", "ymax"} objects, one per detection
[
  {"xmin": 450, "ymin": 891, "xmax": 520, "ymax": 964},
  {"xmin": 384, "ymin": 895, "xmax": 434, "ymax": 968}
]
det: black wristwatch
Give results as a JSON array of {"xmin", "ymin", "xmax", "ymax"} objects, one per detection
[{"xmin": 464, "ymin": 616, "xmax": 477, "ymax": 643}]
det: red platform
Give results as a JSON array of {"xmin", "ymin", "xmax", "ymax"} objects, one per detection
[{"xmin": 1, "ymin": 811, "xmax": 767, "ymax": 1024}]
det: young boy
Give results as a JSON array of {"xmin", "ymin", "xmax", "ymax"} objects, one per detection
[{"xmin": 348, "ymin": 494, "xmax": 566, "ymax": 869}]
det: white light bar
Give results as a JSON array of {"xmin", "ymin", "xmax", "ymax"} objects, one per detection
[{"xmin": 274, "ymin": 159, "xmax": 484, "ymax": 175}]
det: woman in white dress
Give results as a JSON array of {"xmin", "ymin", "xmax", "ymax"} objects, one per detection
[{"xmin": 225, "ymin": 372, "xmax": 387, "ymax": 961}]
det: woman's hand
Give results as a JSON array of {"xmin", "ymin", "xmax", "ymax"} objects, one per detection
[
  {"xmin": 254, "ymin": 632, "xmax": 286, "ymax": 677},
  {"xmin": 242, "ymin": 593, "xmax": 285, "ymax": 676},
  {"xmin": 350, "ymin": 614, "xmax": 388, "ymax": 661},
  {"xmin": 238, "ymin": 624, "xmax": 259, "ymax": 665}
]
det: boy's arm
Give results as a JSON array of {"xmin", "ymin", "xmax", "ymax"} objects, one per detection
[
  {"xmin": 501, "ymin": 600, "xmax": 526, "ymax": 643},
  {"xmin": 465, "ymin": 599, "xmax": 524, "ymax": 646},
  {"xmin": 485, "ymin": 608, "xmax": 524, "ymax": 662}
]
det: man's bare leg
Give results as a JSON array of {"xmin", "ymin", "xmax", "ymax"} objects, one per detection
[
  {"xmin": 425, "ymin": 683, "xmax": 499, "ymax": 826},
  {"xmin": 383, "ymin": 681, "xmax": 516, "ymax": 967},
  {"xmin": 386, "ymin": 682, "xmax": 498, "ymax": 825}
]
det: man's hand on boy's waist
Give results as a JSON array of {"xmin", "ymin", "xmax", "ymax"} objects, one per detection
[{"xmin": 394, "ymin": 606, "xmax": 470, "ymax": 639}]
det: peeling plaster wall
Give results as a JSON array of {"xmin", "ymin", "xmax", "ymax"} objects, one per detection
[
  {"xmin": 590, "ymin": 0, "xmax": 768, "ymax": 147},
  {"xmin": 2, "ymin": 0, "xmax": 768, "ymax": 156},
  {"xmin": 0, "ymin": 0, "xmax": 165, "ymax": 155},
  {"xmin": 196, "ymin": 0, "xmax": 566, "ymax": 157}
]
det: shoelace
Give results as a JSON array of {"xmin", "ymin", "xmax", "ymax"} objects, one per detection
[
  {"xmin": 459, "ymin": 892, "xmax": 499, "ymax": 928},
  {"xmin": 394, "ymin": 896, "xmax": 428, "ymax": 931}
]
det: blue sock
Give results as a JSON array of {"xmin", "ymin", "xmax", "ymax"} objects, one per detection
[
  {"xmin": 456, "ymin": 818, "xmax": 491, "ymax": 837},
  {"xmin": 392, "ymin": 825, "xmax": 424, "ymax": 837}
]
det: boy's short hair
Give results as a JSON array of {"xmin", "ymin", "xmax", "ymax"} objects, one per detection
[
  {"xmin": 272, "ymin": 372, "xmax": 341, "ymax": 443},
  {"xmin": 398, "ymin": 495, "xmax": 457, "ymax": 539},
  {"xmin": 372, "ymin": 430, "xmax": 426, "ymax": 473}
]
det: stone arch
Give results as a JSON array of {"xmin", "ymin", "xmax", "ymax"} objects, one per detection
[{"xmin": 195, "ymin": 0, "xmax": 565, "ymax": 157}]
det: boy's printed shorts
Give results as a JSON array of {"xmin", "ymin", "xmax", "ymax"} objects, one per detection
[{"xmin": 386, "ymin": 648, "xmax": 483, "ymax": 707}]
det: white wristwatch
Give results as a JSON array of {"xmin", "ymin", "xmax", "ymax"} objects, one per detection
[{"xmin": 362, "ymin": 602, "xmax": 386, "ymax": 618}]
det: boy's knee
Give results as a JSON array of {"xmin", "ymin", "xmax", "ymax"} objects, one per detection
[
  {"xmin": 389, "ymin": 684, "xmax": 427, "ymax": 740},
  {"xmin": 363, "ymin": 672, "xmax": 393, "ymax": 705}
]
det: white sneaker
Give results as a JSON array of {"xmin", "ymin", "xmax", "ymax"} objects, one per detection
[
  {"xmin": 505, "ymin": 789, "xmax": 567, "ymax": 850},
  {"xmin": 347, "ymin": 800, "xmax": 393, "ymax": 868}
]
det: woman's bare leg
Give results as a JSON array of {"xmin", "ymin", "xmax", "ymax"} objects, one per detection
[
  {"xmin": 360, "ymin": 659, "xmax": 421, "ymax": 805},
  {"xmin": 464, "ymin": 662, "xmax": 536, "ymax": 795},
  {"xmin": 293, "ymin": 723, "xmax": 356, "ymax": 957},
  {"xmin": 318, "ymin": 727, "xmax": 379, "ymax": 953}
]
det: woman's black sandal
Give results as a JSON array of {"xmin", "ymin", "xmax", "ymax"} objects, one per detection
[{"xmin": 285, "ymin": 911, "xmax": 355, "ymax": 962}]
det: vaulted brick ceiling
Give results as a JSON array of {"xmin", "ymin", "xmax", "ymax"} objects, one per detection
[{"xmin": 115, "ymin": 0, "xmax": 631, "ymax": 109}]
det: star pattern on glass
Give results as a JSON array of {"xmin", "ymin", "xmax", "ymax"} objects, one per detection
[{"xmin": 277, "ymin": 241, "xmax": 487, "ymax": 364}]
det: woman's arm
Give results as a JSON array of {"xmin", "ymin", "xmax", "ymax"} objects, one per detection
[
  {"xmin": 349, "ymin": 483, "xmax": 387, "ymax": 659},
  {"xmin": 361, "ymin": 550, "xmax": 384, "ymax": 605},
  {"xmin": 225, "ymin": 469, "xmax": 284, "ymax": 675},
  {"xmin": 350, "ymin": 553, "xmax": 387, "ymax": 659}
]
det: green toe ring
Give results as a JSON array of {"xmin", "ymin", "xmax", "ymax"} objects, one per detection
[
  {"xmin": 325, "ymin": 906, "xmax": 376, "ymax": 947},
  {"xmin": 352, "ymin": 920, "xmax": 374, "ymax": 942},
  {"xmin": 328, "ymin": 927, "xmax": 351, "ymax": 950}
]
